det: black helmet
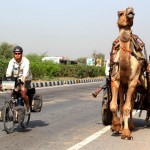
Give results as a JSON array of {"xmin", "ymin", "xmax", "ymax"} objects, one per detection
[{"xmin": 13, "ymin": 46, "xmax": 23, "ymax": 53}]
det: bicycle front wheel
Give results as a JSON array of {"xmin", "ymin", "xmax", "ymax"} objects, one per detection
[
  {"xmin": 21, "ymin": 113, "xmax": 30, "ymax": 128},
  {"xmin": 3, "ymin": 101, "xmax": 15, "ymax": 134}
]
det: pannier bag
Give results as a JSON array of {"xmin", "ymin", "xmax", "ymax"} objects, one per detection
[
  {"xmin": 13, "ymin": 106, "xmax": 25, "ymax": 123},
  {"xmin": 31, "ymin": 94, "xmax": 42, "ymax": 112},
  {"xmin": 2, "ymin": 80, "xmax": 15, "ymax": 90},
  {"xmin": 27, "ymin": 88, "xmax": 36, "ymax": 96}
]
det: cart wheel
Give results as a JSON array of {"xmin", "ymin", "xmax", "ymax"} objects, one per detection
[
  {"xmin": 3, "ymin": 101, "xmax": 15, "ymax": 133},
  {"xmin": 101, "ymin": 87, "xmax": 112, "ymax": 125},
  {"xmin": 21, "ymin": 113, "xmax": 30, "ymax": 128},
  {"xmin": 101, "ymin": 103, "xmax": 112, "ymax": 125}
]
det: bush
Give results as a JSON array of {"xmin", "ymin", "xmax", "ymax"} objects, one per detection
[
  {"xmin": 0, "ymin": 58, "xmax": 105, "ymax": 80},
  {"xmin": 58, "ymin": 64, "xmax": 105, "ymax": 78},
  {"xmin": 0, "ymin": 59, "xmax": 9, "ymax": 78},
  {"xmin": 30, "ymin": 61, "xmax": 61, "ymax": 80}
]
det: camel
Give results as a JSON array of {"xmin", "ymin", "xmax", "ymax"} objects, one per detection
[{"xmin": 109, "ymin": 7, "xmax": 147, "ymax": 140}]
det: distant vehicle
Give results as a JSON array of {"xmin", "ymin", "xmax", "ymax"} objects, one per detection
[
  {"xmin": 42, "ymin": 56, "xmax": 63, "ymax": 63},
  {"xmin": 42, "ymin": 56, "xmax": 70, "ymax": 64}
]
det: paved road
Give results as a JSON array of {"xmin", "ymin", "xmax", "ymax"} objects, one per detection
[{"xmin": 0, "ymin": 82, "xmax": 150, "ymax": 150}]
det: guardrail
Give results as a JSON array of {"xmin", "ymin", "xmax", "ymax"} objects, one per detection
[{"xmin": 31, "ymin": 77, "xmax": 105, "ymax": 88}]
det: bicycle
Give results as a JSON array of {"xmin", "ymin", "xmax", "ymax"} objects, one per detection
[{"xmin": 1, "ymin": 77, "xmax": 36, "ymax": 133}]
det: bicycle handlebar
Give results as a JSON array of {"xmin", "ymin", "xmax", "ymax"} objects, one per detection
[
  {"xmin": 0, "ymin": 77, "xmax": 24, "ymax": 91},
  {"xmin": 16, "ymin": 79, "xmax": 24, "ymax": 86}
]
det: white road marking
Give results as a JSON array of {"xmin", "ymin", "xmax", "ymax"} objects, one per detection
[
  {"xmin": 67, "ymin": 125, "xmax": 111, "ymax": 150},
  {"xmin": 67, "ymin": 110, "xmax": 140, "ymax": 150},
  {"xmin": 43, "ymin": 99, "xmax": 69, "ymax": 105}
]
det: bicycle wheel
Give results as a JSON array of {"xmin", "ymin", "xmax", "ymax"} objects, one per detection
[
  {"xmin": 3, "ymin": 101, "xmax": 15, "ymax": 133},
  {"xmin": 21, "ymin": 113, "xmax": 30, "ymax": 128}
]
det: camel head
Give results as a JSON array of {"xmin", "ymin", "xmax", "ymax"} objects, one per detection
[{"xmin": 117, "ymin": 7, "xmax": 135, "ymax": 29}]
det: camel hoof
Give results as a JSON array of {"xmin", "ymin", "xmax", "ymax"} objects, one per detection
[
  {"xmin": 121, "ymin": 135, "xmax": 133, "ymax": 140},
  {"xmin": 128, "ymin": 136, "xmax": 133, "ymax": 140},
  {"xmin": 121, "ymin": 129, "xmax": 133, "ymax": 140},
  {"xmin": 121, "ymin": 135, "xmax": 126, "ymax": 139},
  {"xmin": 111, "ymin": 120, "xmax": 121, "ymax": 133}
]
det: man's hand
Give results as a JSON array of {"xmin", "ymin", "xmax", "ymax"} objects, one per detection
[
  {"xmin": 21, "ymin": 86, "xmax": 25, "ymax": 91},
  {"xmin": 22, "ymin": 76, "xmax": 26, "ymax": 84}
]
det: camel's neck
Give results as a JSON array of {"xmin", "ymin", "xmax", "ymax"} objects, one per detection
[{"xmin": 119, "ymin": 28, "xmax": 131, "ymax": 73}]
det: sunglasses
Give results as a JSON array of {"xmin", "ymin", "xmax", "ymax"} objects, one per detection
[{"xmin": 14, "ymin": 53, "xmax": 21, "ymax": 55}]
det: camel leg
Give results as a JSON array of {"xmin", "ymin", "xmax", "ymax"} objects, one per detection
[
  {"xmin": 110, "ymin": 80, "xmax": 121, "ymax": 132},
  {"xmin": 121, "ymin": 81, "xmax": 136, "ymax": 140},
  {"xmin": 119, "ymin": 85, "xmax": 125, "ymax": 132},
  {"xmin": 129, "ymin": 96, "xmax": 135, "ymax": 131}
]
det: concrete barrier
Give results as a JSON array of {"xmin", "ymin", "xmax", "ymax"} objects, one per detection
[{"xmin": 30, "ymin": 77, "xmax": 105, "ymax": 88}]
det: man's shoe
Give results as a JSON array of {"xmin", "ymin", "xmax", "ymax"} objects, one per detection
[
  {"xmin": 26, "ymin": 108, "xmax": 31, "ymax": 115},
  {"xmin": 92, "ymin": 92, "xmax": 98, "ymax": 98}
]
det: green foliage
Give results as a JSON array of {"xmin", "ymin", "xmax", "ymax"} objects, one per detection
[
  {"xmin": 0, "ymin": 42, "xmax": 14, "ymax": 60},
  {"xmin": 59, "ymin": 64, "xmax": 105, "ymax": 78},
  {"xmin": 0, "ymin": 43, "xmax": 105, "ymax": 80},
  {"xmin": 0, "ymin": 59, "xmax": 9, "ymax": 78},
  {"xmin": 76, "ymin": 57, "xmax": 87, "ymax": 65},
  {"xmin": 44, "ymin": 61, "xmax": 61, "ymax": 78},
  {"xmin": 26, "ymin": 53, "xmax": 43, "ymax": 62},
  {"xmin": 0, "ymin": 58, "xmax": 105, "ymax": 80},
  {"xmin": 25, "ymin": 53, "xmax": 62, "ymax": 80},
  {"xmin": 30, "ymin": 61, "xmax": 61, "ymax": 80},
  {"xmin": 76, "ymin": 66, "xmax": 88, "ymax": 78},
  {"xmin": 29, "ymin": 56, "xmax": 105, "ymax": 79}
]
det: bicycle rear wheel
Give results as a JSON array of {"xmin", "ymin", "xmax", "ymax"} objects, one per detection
[
  {"xmin": 3, "ymin": 101, "xmax": 15, "ymax": 133},
  {"xmin": 21, "ymin": 113, "xmax": 30, "ymax": 128}
]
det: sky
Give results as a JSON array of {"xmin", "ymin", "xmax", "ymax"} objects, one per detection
[{"xmin": 0, "ymin": 0, "xmax": 150, "ymax": 60}]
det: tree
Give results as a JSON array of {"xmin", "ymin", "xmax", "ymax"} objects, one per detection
[
  {"xmin": 76, "ymin": 57, "xmax": 87, "ymax": 65},
  {"xmin": 91, "ymin": 50, "xmax": 105, "ymax": 66},
  {"xmin": 0, "ymin": 42, "xmax": 14, "ymax": 60},
  {"xmin": 26, "ymin": 52, "xmax": 47, "ymax": 63}
]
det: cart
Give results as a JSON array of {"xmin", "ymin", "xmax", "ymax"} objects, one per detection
[{"xmin": 101, "ymin": 61, "xmax": 150, "ymax": 126}]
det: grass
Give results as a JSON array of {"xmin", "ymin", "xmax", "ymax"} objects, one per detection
[{"xmin": 33, "ymin": 76, "xmax": 104, "ymax": 82}]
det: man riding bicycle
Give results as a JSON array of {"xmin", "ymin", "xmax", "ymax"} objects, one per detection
[{"xmin": 6, "ymin": 46, "xmax": 32, "ymax": 114}]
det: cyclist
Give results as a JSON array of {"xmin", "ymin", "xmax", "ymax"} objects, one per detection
[{"xmin": 6, "ymin": 46, "xmax": 32, "ymax": 114}]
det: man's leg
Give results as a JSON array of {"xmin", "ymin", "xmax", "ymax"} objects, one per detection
[
  {"xmin": 21, "ymin": 88, "xmax": 30, "ymax": 108},
  {"xmin": 21, "ymin": 80, "xmax": 31, "ymax": 114}
]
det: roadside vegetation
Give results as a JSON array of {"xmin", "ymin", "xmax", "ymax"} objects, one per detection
[{"xmin": 0, "ymin": 42, "xmax": 105, "ymax": 80}]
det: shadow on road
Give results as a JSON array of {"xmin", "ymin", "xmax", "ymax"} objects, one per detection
[
  {"xmin": 132, "ymin": 118, "xmax": 150, "ymax": 130},
  {"xmin": 29, "ymin": 120, "xmax": 49, "ymax": 128},
  {"xmin": 13, "ymin": 120, "xmax": 49, "ymax": 133}
]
